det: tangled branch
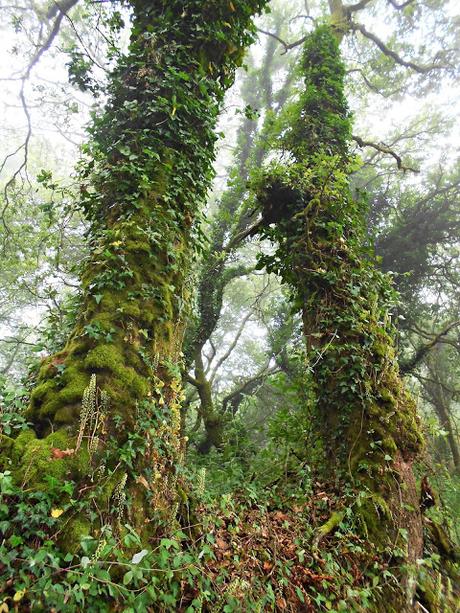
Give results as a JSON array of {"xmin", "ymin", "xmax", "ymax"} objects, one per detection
[
  {"xmin": 0, "ymin": 0, "xmax": 79, "ymax": 232},
  {"xmin": 352, "ymin": 135, "xmax": 419, "ymax": 173}
]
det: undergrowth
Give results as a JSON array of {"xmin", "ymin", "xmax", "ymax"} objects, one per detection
[{"xmin": 1, "ymin": 386, "xmax": 459, "ymax": 612}]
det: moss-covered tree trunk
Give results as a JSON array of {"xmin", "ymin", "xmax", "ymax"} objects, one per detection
[
  {"xmin": 255, "ymin": 25, "xmax": 424, "ymax": 608},
  {"xmin": 1, "ymin": 0, "xmax": 267, "ymax": 545}
]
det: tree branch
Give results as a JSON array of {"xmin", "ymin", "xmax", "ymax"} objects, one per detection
[
  {"xmin": 1, "ymin": 0, "xmax": 80, "ymax": 232},
  {"xmin": 344, "ymin": 0, "xmax": 374, "ymax": 13},
  {"xmin": 401, "ymin": 321, "xmax": 460, "ymax": 375},
  {"xmin": 222, "ymin": 363, "xmax": 279, "ymax": 414},
  {"xmin": 184, "ymin": 372, "xmax": 200, "ymax": 388},
  {"xmin": 351, "ymin": 22, "xmax": 451, "ymax": 74},
  {"xmin": 386, "ymin": 0, "xmax": 415, "ymax": 9},
  {"xmin": 209, "ymin": 310, "xmax": 253, "ymax": 384},
  {"xmin": 352, "ymin": 135, "xmax": 419, "ymax": 173},
  {"xmin": 256, "ymin": 28, "xmax": 308, "ymax": 55}
]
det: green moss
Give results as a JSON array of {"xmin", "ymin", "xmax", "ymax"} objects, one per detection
[
  {"xmin": 0, "ymin": 434, "xmax": 14, "ymax": 468},
  {"xmin": 380, "ymin": 388, "xmax": 396, "ymax": 404},
  {"xmin": 41, "ymin": 372, "xmax": 88, "ymax": 420},
  {"xmin": 27, "ymin": 364, "xmax": 90, "ymax": 423},
  {"xmin": 91, "ymin": 312, "xmax": 116, "ymax": 328},
  {"xmin": 125, "ymin": 239, "xmax": 151, "ymax": 253},
  {"xmin": 10, "ymin": 428, "xmax": 92, "ymax": 490},
  {"xmin": 85, "ymin": 344, "xmax": 149, "ymax": 399},
  {"xmin": 99, "ymin": 293, "xmax": 118, "ymax": 311},
  {"xmin": 122, "ymin": 302, "xmax": 141, "ymax": 318},
  {"xmin": 54, "ymin": 404, "xmax": 79, "ymax": 425},
  {"xmin": 30, "ymin": 379, "xmax": 56, "ymax": 403},
  {"xmin": 59, "ymin": 517, "xmax": 92, "ymax": 553},
  {"xmin": 84, "ymin": 344, "xmax": 125, "ymax": 371},
  {"xmin": 12, "ymin": 430, "xmax": 74, "ymax": 488}
]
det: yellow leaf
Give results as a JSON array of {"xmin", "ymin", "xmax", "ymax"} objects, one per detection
[
  {"xmin": 13, "ymin": 591, "xmax": 25, "ymax": 603},
  {"xmin": 51, "ymin": 508, "xmax": 64, "ymax": 518},
  {"xmin": 0, "ymin": 602, "xmax": 9, "ymax": 612},
  {"xmin": 229, "ymin": 1, "xmax": 236, "ymax": 11},
  {"xmin": 111, "ymin": 241, "xmax": 122, "ymax": 247}
]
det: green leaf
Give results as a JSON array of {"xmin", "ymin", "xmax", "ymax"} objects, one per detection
[
  {"xmin": 123, "ymin": 570, "xmax": 133, "ymax": 585},
  {"xmin": 295, "ymin": 587, "xmax": 305, "ymax": 603}
]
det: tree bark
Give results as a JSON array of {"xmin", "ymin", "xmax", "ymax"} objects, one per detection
[
  {"xmin": 424, "ymin": 349, "xmax": 460, "ymax": 474},
  {"xmin": 254, "ymin": 25, "xmax": 424, "ymax": 609},
  {"xmin": 1, "ymin": 0, "xmax": 268, "ymax": 547}
]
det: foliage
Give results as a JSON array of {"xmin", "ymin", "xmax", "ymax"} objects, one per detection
[{"xmin": 0, "ymin": 0, "xmax": 459, "ymax": 611}]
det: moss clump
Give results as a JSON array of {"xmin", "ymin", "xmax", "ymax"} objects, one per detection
[
  {"xmin": 28, "ymin": 365, "xmax": 90, "ymax": 425},
  {"xmin": 84, "ymin": 344, "xmax": 150, "ymax": 401},
  {"xmin": 59, "ymin": 516, "xmax": 92, "ymax": 553},
  {"xmin": 9, "ymin": 428, "xmax": 92, "ymax": 490}
]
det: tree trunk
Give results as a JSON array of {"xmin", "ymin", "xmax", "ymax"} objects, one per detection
[
  {"xmin": 193, "ymin": 350, "xmax": 224, "ymax": 453},
  {"xmin": 254, "ymin": 25, "xmax": 424, "ymax": 608},
  {"xmin": 1, "ymin": 0, "xmax": 267, "ymax": 548},
  {"xmin": 424, "ymin": 350, "xmax": 460, "ymax": 474}
]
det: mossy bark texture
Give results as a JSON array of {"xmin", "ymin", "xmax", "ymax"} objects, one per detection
[
  {"xmin": 255, "ymin": 25, "xmax": 424, "ymax": 586},
  {"xmin": 2, "ymin": 0, "xmax": 268, "ymax": 541}
]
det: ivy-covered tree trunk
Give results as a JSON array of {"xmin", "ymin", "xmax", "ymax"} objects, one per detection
[
  {"xmin": 0, "ymin": 0, "xmax": 267, "ymax": 546},
  {"xmin": 255, "ymin": 25, "xmax": 424, "ymax": 608}
]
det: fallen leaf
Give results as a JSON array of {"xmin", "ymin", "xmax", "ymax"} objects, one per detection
[
  {"xmin": 51, "ymin": 448, "xmax": 75, "ymax": 459},
  {"xmin": 51, "ymin": 508, "xmax": 64, "ymax": 518},
  {"xmin": 276, "ymin": 597, "xmax": 287, "ymax": 609},
  {"xmin": 263, "ymin": 561, "xmax": 272, "ymax": 571},
  {"xmin": 215, "ymin": 537, "xmax": 228, "ymax": 550}
]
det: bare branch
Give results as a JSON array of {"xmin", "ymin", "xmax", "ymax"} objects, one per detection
[
  {"xmin": 1, "ymin": 0, "xmax": 80, "ymax": 231},
  {"xmin": 387, "ymin": 0, "xmax": 415, "ymax": 9},
  {"xmin": 352, "ymin": 134, "xmax": 419, "ymax": 173},
  {"xmin": 401, "ymin": 321, "xmax": 460, "ymax": 375},
  {"xmin": 222, "ymin": 363, "xmax": 279, "ymax": 414},
  {"xmin": 256, "ymin": 28, "xmax": 308, "ymax": 55},
  {"xmin": 183, "ymin": 372, "xmax": 200, "ymax": 388},
  {"xmin": 346, "ymin": 67, "xmax": 403, "ymax": 98},
  {"xmin": 351, "ymin": 22, "xmax": 451, "ymax": 74},
  {"xmin": 344, "ymin": 0, "xmax": 374, "ymax": 14},
  {"xmin": 209, "ymin": 310, "xmax": 253, "ymax": 384}
]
